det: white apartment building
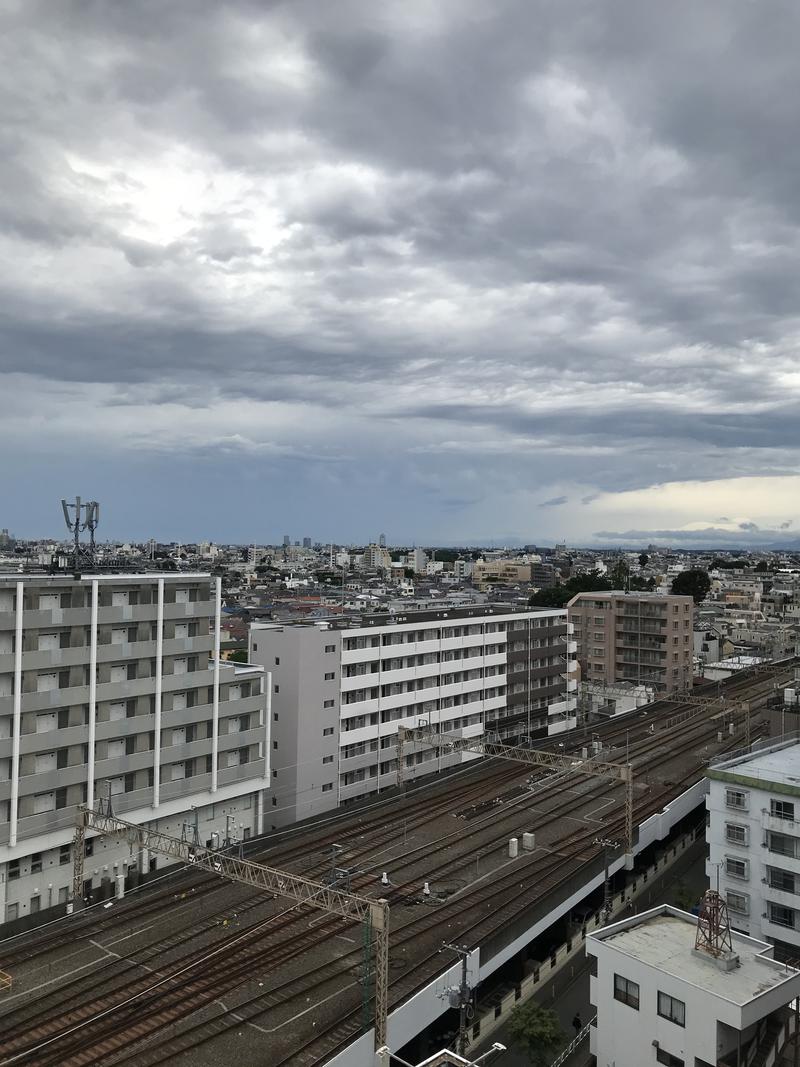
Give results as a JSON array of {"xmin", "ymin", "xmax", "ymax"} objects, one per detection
[
  {"xmin": 0, "ymin": 573, "xmax": 270, "ymax": 926},
  {"xmin": 588, "ymin": 904, "xmax": 800, "ymax": 1067},
  {"xmin": 249, "ymin": 605, "xmax": 577, "ymax": 828},
  {"xmin": 707, "ymin": 738, "xmax": 800, "ymax": 956}
]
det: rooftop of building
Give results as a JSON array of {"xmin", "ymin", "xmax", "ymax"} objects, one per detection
[
  {"xmin": 568, "ymin": 590, "xmax": 692, "ymax": 603},
  {"xmin": 708, "ymin": 736, "xmax": 800, "ymax": 790},
  {"xmin": 589, "ymin": 905, "xmax": 799, "ymax": 1005},
  {"xmin": 0, "ymin": 572, "xmax": 212, "ymax": 584},
  {"xmin": 251, "ymin": 602, "xmax": 567, "ymax": 630}
]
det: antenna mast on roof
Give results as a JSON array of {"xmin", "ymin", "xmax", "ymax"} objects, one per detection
[
  {"xmin": 694, "ymin": 889, "xmax": 734, "ymax": 959},
  {"xmin": 61, "ymin": 496, "xmax": 99, "ymax": 572}
]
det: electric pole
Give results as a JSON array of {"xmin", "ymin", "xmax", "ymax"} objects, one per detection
[{"xmin": 442, "ymin": 942, "xmax": 472, "ymax": 1057}]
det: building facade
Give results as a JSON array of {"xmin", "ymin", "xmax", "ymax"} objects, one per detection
[
  {"xmin": 567, "ymin": 591, "xmax": 694, "ymax": 695},
  {"xmin": 588, "ymin": 904, "xmax": 800, "ymax": 1067},
  {"xmin": 250, "ymin": 605, "xmax": 577, "ymax": 828},
  {"xmin": 706, "ymin": 738, "xmax": 800, "ymax": 956},
  {"xmin": 0, "ymin": 573, "xmax": 269, "ymax": 925}
]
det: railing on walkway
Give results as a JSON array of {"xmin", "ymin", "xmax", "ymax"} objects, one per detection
[{"xmin": 549, "ymin": 1016, "xmax": 596, "ymax": 1067}]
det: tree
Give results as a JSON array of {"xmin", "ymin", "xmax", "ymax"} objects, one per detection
[
  {"xmin": 508, "ymin": 1001, "xmax": 566, "ymax": 1067},
  {"xmin": 529, "ymin": 586, "xmax": 571, "ymax": 608},
  {"xmin": 227, "ymin": 650, "xmax": 248, "ymax": 663},
  {"xmin": 754, "ymin": 560, "xmax": 771, "ymax": 572},
  {"xmin": 638, "ymin": 552, "xmax": 649, "ymax": 567},
  {"xmin": 609, "ymin": 559, "xmax": 630, "ymax": 588},
  {"xmin": 670, "ymin": 568, "xmax": 711, "ymax": 603}
]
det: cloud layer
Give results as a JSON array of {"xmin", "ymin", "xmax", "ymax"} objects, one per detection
[{"xmin": 2, "ymin": 1, "xmax": 800, "ymax": 542}]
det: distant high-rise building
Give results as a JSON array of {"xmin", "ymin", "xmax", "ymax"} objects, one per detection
[
  {"xmin": 378, "ymin": 533, "xmax": 386, "ymax": 548},
  {"xmin": 282, "ymin": 535, "xmax": 290, "ymax": 547},
  {"xmin": 302, "ymin": 537, "xmax": 312, "ymax": 549}
]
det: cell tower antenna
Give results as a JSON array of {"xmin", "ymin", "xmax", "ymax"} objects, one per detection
[{"xmin": 61, "ymin": 496, "xmax": 99, "ymax": 571}]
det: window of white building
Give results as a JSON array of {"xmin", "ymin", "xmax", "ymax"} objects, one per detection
[{"xmin": 657, "ymin": 992, "xmax": 685, "ymax": 1027}]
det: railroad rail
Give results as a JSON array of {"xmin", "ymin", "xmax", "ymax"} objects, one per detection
[
  {"xmin": 397, "ymin": 724, "xmax": 635, "ymax": 854},
  {"xmin": 70, "ymin": 805, "xmax": 391, "ymax": 1056}
]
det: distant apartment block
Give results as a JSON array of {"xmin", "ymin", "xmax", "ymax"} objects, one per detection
[
  {"xmin": 568, "ymin": 592, "xmax": 693, "ymax": 695},
  {"xmin": 471, "ymin": 560, "xmax": 532, "ymax": 588},
  {"xmin": 0, "ymin": 574, "xmax": 269, "ymax": 925},
  {"xmin": 250, "ymin": 605, "xmax": 577, "ymax": 827}
]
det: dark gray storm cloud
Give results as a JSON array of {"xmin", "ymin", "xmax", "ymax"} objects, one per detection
[{"xmin": 1, "ymin": 0, "xmax": 800, "ymax": 540}]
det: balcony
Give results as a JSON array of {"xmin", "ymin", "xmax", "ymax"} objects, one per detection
[
  {"xmin": 341, "ymin": 645, "xmax": 380, "ymax": 665},
  {"xmin": 762, "ymin": 810, "xmax": 800, "ymax": 835}
]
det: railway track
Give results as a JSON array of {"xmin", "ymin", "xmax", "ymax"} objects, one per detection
[{"xmin": 0, "ymin": 662, "xmax": 791, "ymax": 1066}]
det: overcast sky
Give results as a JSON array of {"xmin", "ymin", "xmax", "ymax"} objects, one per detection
[{"xmin": 2, "ymin": 1, "xmax": 799, "ymax": 547}]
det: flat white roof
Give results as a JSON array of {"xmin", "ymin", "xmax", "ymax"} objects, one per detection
[
  {"xmin": 712, "ymin": 739, "xmax": 800, "ymax": 789},
  {"xmin": 590, "ymin": 907, "xmax": 798, "ymax": 1005}
]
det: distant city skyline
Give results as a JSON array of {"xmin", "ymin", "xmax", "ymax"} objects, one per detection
[{"xmin": 2, "ymin": 3, "xmax": 799, "ymax": 547}]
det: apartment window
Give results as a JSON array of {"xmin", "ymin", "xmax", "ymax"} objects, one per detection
[
  {"xmin": 656, "ymin": 1050, "xmax": 684, "ymax": 1067},
  {"xmin": 7, "ymin": 860, "xmax": 19, "ymax": 881},
  {"xmin": 322, "ymin": 783, "xmax": 333, "ymax": 792},
  {"xmin": 30, "ymin": 895, "xmax": 41, "ymax": 914},
  {"xmin": 59, "ymin": 844, "xmax": 71, "ymax": 865},
  {"xmin": 55, "ymin": 787, "xmax": 67, "ymax": 809},
  {"xmin": 725, "ymin": 789, "xmax": 748, "ymax": 811},
  {"xmin": 657, "ymin": 992, "xmax": 685, "ymax": 1027},
  {"xmin": 274, "ymin": 657, "xmax": 280, "ymax": 666},
  {"xmin": 726, "ymin": 891, "xmax": 749, "ymax": 915},
  {"xmin": 322, "ymin": 755, "xmax": 334, "ymax": 765},
  {"xmin": 274, "ymin": 713, "xmax": 279, "ymax": 722},
  {"xmin": 34, "ymin": 792, "xmax": 56, "ymax": 814},
  {"xmin": 324, "ymin": 644, "xmax": 336, "ymax": 653},
  {"xmin": 274, "ymin": 685, "xmax": 280, "ymax": 694},
  {"xmin": 725, "ymin": 857, "xmax": 748, "ymax": 880},
  {"xmin": 613, "ymin": 974, "xmax": 639, "ymax": 1010},
  {"xmin": 30, "ymin": 853, "xmax": 42, "ymax": 874},
  {"xmin": 768, "ymin": 867, "xmax": 797, "ymax": 893},
  {"xmin": 273, "ymin": 740, "xmax": 278, "ymax": 750},
  {"xmin": 324, "ymin": 672, "xmax": 335, "ymax": 681},
  {"xmin": 768, "ymin": 903, "xmax": 797, "ymax": 929},
  {"xmin": 323, "ymin": 699, "xmax": 335, "ymax": 709},
  {"xmin": 725, "ymin": 823, "xmax": 748, "ymax": 846},
  {"xmin": 323, "ymin": 727, "xmax": 335, "ymax": 736},
  {"xmin": 768, "ymin": 832, "xmax": 798, "ymax": 859},
  {"xmin": 771, "ymin": 799, "xmax": 795, "ymax": 821}
]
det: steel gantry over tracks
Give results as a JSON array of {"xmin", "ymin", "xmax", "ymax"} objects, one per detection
[
  {"xmin": 71, "ymin": 804, "xmax": 391, "ymax": 1056},
  {"xmin": 396, "ymin": 726, "xmax": 635, "ymax": 856}
]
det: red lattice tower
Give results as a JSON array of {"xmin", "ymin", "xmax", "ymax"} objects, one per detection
[{"xmin": 694, "ymin": 889, "xmax": 734, "ymax": 958}]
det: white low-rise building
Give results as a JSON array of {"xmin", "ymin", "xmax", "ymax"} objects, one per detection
[
  {"xmin": 707, "ymin": 738, "xmax": 800, "ymax": 955},
  {"xmin": 588, "ymin": 903, "xmax": 800, "ymax": 1067}
]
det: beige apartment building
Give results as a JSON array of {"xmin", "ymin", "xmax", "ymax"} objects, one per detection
[
  {"xmin": 472, "ymin": 560, "xmax": 532, "ymax": 588},
  {"xmin": 567, "ymin": 591, "xmax": 694, "ymax": 695}
]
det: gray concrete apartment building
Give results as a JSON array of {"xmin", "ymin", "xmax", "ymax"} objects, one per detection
[
  {"xmin": 250, "ymin": 605, "xmax": 577, "ymax": 828},
  {"xmin": 567, "ymin": 591, "xmax": 694, "ymax": 696},
  {"xmin": 0, "ymin": 573, "xmax": 270, "ymax": 926}
]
